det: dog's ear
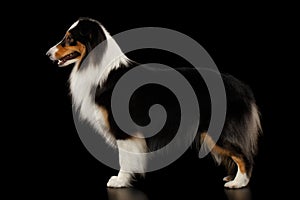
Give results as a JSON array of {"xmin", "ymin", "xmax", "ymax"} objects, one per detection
[
  {"xmin": 83, "ymin": 23, "xmax": 106, "ymax": 49},
  {"xmin": 79, "ymin": 21, "xmax": 101, "ymax": 43},
  {"xmin": 78, "ymin": 23, "xmax": 92, "ymax": 38}
]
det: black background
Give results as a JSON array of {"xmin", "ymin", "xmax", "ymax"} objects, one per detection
[{"xmin": 6, "ymin": 2, "xmax": 296, "ymax": 200}]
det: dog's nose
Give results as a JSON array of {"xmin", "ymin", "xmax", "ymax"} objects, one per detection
[
  {"xmin": 46, "ymin": 47, "xmax": 56, "ymax": 61},
  {"xmin": 46, "ymin": 49, "xmax": 51, "ymax": 57}
]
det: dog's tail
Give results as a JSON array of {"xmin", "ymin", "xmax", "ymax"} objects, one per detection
[{"xmin": 247, "ymin": 103, "xmax": 262, "ymax": 157}]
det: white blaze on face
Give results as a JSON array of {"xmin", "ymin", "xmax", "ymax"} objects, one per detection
[
  {"xmin": 68, "ymin": 20, "xmax": 79, "ymax": 31},
  {"xmin": 46, "ymin": 46, "xmax": 58, "ymax": 61}
]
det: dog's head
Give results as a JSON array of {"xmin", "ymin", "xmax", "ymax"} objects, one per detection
[{"xmin": 46, "ymin": 17, "xmax": 106, "ymax": 67}]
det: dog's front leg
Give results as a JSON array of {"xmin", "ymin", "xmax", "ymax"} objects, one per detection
[{"xmin": 107, "ymin": 137, "xmax": 147, "ymax": 188}]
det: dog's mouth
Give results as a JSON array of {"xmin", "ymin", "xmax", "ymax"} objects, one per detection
[{"xmin": 58, "ymin": 51, "xmax": 81, "ymax": 66}]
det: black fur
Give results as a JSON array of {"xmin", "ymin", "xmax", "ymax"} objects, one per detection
[{"xmin": 47, "ymin": 17, "xmax": 262, "ymax": 188}]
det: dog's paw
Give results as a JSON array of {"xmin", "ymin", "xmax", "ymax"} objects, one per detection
[
  {"xmin": 223, "ymin": 175, "xmax": 234, "ymax": 182},
  {"xmin": 224, "ymin": 178, "xmax": 249, "ymax": 189},
  {"xmin": 107, "ymin": 176, "xmax": 131, "ymax": 188},
  {"xmin": 224, "ymin": 171, "xmax": 249, "ymax": 189}
]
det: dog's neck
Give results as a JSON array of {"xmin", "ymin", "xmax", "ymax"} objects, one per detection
[{"xmin": 69, "ymin": 26, "xmax": 130, "ymax": 118}]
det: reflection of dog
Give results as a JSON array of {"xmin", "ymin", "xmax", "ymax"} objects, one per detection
[{"xmin": 46, "ymin": 17, "xmax": 262, "ymax": 188}]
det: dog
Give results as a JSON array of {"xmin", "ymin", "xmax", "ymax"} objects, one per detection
[{"xmin": 46, "ymin": 17, "xmax": 261, "ymax": 189}]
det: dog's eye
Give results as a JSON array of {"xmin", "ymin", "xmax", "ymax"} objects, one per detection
[
  {"xmin": 65, "ymin": 35, "xmax": 76, "ymax": 46},
  {"xmin": 66, "ymin": 36, "xmax": 72, "ymax": 42}
]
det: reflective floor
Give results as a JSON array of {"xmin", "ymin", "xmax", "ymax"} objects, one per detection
[
  {"xmin": 26, "ymin": 140, "xmax": 288, "ymax": 200},
  {"xmin": 102, "ymin": 181, "xmax": 273, "ymax": 200},
  {"xmin": 36, "ymin": 165, "xmax": 285, "ymax": 200},
  {"xmin": 107, "ymin": 187, "xmax": 252, "ymax": 200},
  {"xmin": 107, "ymin": 187, "xmax": 253, "ymax": 200},
  {"xmin": 105, "ymin": 180, "xmax": 286, "ymax": 200}
]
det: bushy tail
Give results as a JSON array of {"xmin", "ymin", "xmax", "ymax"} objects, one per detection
[{"xmin": 248, "ymin": 103, "xmax": 262, "ymax": 157}]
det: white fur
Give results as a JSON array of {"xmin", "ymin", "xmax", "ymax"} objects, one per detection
[
  {"xmin": 68, "ymin": 20, "xmax": 79, "ymax": 31},
  {"xmin": 69, "ymin": 22, "xmax": 131, "ymax": 146},
  {"xmin": 252, "ymin": 104, "xmax": 262, "ymax": 132},
  {"xmin": 107, "ymin": 173, "xmax": 132, "ymax": 188},
  {"xmin": 117, "ymin": 138, "xmax": 148, "ymax": 173},
  {"xmin": 97, "ymin": 24, "xmax": 131, "ymax": 85},
  {"xmin": 224, "ymin": 166, "xmax": 249, "ymax": 188},
  {"xmin": 250, "ymin": 103, "xmax": 262, "ymax": 152},
  {"xmin": 107, "ymin": 137, "xmax": 148, "ymax": 187},
  {"xmin": 66, "ymin": 21, "xmax": 141, "ymax": 187},
  {"xmin": 46, "ymin": 46, "xmax": 58, "ymax": 61},
  {"xmin": 47, "ymin": 20, "xmax": 131, "ymax": 143}
]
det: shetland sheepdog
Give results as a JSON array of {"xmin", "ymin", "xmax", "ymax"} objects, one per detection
[{"xmin": 46, "ymin": 17, "xmax": 261, "ymax": 189}]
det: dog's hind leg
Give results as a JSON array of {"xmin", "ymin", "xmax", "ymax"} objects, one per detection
[
  {"xmin": 200, "ymin": 133, "xmax": 250, "ymax": 189},
  {"xmin": 223, "ymin": 155, "xmax": 250, "ymax": 188},
  {"xmin": 107, "ymin": 136, "xmax": 147, "ymax": 188}
]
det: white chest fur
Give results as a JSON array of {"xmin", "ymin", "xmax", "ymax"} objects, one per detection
[
  {"xmin": 68, "ymin": 27, "xmax": 131, "ymax": 146},
  {"xmin": 69, "ymin": 65, "xmax": 116, "ymax": 146}
]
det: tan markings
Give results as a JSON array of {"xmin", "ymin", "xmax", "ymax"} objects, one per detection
[
  {"xmin": 201, "ymin": 132, "xmax": 247, "ymax": 174},
  {"xmin": 76, "ymin": 41, "xmax": 86, "ymax": 60},
  {"xmin": 54, "ymin": 44, "xmax": 68, "ymax": 58},
  {"xmin": 65, "ymin": 32, "xmax": 75, "ymax": 45},
  {"xmin": 54, "ymin": 31, "xmax": 86, "ymax": 62},
  {"xmin": 54, "ymin": 43, "xmax": 86, "ymax": 60},
  {"xmin": 201, "ymin": 133, "xmax": 231, "ymax": 157},
  {"xmin": 212, "ymin": 144, "xmax": 232, "ymax": 157},
  {"xmin": 98, "ymin": 106, "xmax": 110, "ymax": 130},
  {"xmin": 231, "ymin": 156, "xmax": 246, "ymax": 174}
]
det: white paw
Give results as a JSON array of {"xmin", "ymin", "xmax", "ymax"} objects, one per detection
[
  {"xmin": 107, "ymin": 176, "xmax": 131, "ymax": 188},
  {"xmin": 224, "ymin": 178, "xmax": 249, "ymax": 189}
]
